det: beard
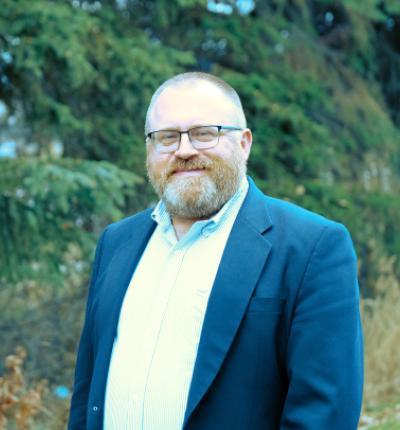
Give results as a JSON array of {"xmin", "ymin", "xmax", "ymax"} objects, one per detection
[{"xmin": 147, "ymin": 145, "xmax": 247, "ymax": 219}]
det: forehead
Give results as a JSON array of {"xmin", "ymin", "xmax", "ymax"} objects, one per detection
[{"xmin": 149, "ymin": 81, "xmax": 238, "ymax": 130}]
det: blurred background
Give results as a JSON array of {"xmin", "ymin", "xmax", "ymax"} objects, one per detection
[{"xmin": 0, "ymin": 0, "xmax": 399, "ymax": 428}]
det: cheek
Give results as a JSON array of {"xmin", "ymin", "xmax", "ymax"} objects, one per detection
[
  {"xmin": 147, "ymin": 151, "xmax": 169, "ymax": 177},
  {"xmin": 203, "ymin": 143, "xmax": 229, "ymax": 159},
  {"xmin": 204, "ymin": 146, "xmax": 235, "ymax": 164}
]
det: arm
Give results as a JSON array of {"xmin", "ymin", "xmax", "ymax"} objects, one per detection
[
  {"xmin": 280, "ymin": 223, "xmax": 363, "ymax": 429},
  {"xmin": 68, "ymin": 229, "xmax": 107, "ymax": 430}
]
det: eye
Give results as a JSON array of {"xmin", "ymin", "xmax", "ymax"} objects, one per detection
[
  {"xmin": 156, "ymin": 131, "xmax": 179, "ymax": 145},
  {"xmin": 191, "ymin": 127, "xmax": 218, "ymax": 141}
]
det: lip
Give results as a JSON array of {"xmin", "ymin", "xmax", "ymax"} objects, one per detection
[{"xmin": 172, "ymin": 168, "xmax": 205, "ymax": 177}]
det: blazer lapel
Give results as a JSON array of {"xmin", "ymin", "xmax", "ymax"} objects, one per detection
[
  {"xmin": 183, "ymin": 180, "xmax": 273, "ymax": 427},
  {"xmin": 94, "ymin": 211, "xmax": 156, "ymax": 360}
]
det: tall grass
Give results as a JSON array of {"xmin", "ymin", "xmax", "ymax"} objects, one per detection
[{"xmin": 362, "ymin": 256, "xmax": 400, "ymax": 406}]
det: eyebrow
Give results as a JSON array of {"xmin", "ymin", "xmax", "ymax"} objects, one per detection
[{"xmin": 153, "ymin": 124, "xmax": 213, "ymax": 131}]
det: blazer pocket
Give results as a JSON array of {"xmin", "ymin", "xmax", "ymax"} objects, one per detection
[{"xmin": 246, "ymin": 297, "xmax": 286, "ymax": 314}]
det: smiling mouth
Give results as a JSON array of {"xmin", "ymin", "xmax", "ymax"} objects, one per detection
[{"xmin": 171, "ymin": 168, "xmax": 206, "ymax": 176}]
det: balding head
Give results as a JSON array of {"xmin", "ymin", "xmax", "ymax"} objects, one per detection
[{"xmin": 145, "ymin": 72, "xmax": 247, "ymax": 135}]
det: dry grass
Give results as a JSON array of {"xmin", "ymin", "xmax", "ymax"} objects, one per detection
[
  {"xmin": 0, "ymin": 347, "xmax": 69, "ymax": 430},
  {"xmin": 361, "ymin": 256, "xmax": 400, "ymax": 407}
]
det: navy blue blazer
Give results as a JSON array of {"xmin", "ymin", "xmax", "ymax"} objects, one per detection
[{"xmin": 69, "ymin": 178, "xmax": 363, "ymax": 429}]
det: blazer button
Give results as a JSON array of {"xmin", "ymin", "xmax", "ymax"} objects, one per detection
[{"xmin": 92, "ymin": 406, "xmax": 99, "ymax": 412}]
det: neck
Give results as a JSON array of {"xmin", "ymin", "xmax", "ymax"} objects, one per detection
[
  {"xmin": 172, "ymin": 211, "xmax": 219, "ymax": 240},
  {"xmin": 171, "ymin": 207, "xmax": 223, "ymax": 240},
  {"xmin": 172, "ymin": 216, "xmax": 198, "ymax": 240},
  {"xmin": 169, "ymin": 198, "xmax": 231, "ymax": 240}
]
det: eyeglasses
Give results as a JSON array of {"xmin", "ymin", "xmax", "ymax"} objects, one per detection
[{"xmin": 146, "ymin": 125, "xmax": 243, "ymax": 153}]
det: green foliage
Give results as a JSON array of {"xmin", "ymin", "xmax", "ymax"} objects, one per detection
[
  {"xmin": 1, "ymin": 0, "xmax": 399, "ymax": 288},
  {"xmin": 0, "ymin": 157, "xmax": 144, "ymax": 383},
  {"xmin": 0, "ymin": 0, "xmax": 195, "ymax": 173},
  {"xmin": 0, "ymin": 158, "xmax": 142, "ymax": 285},
  {"xmin": 342, "ymin": 0, "xmax": 387, "ymax": 21},
  {"xmin": 385, "ymin": 0, "xmax": 400, "ymax": 15}
]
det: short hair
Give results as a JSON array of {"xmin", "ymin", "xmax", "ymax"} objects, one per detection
[{"xmin": 144, "ymin": 72, "xmax": 247, "ymax": 134}]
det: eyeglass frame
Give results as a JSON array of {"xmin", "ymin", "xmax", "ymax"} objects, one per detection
[{"xmin": 146, "ymin": 125, "xmax": 243, "ymax": 153}]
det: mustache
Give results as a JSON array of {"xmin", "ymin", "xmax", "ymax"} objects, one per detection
[{"xmin": 166, "ymin": 157, "xmax": 213, "ymax": 177}]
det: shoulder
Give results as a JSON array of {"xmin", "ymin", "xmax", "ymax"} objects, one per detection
[
  {"xmin": 244, "ymin": 178, "xmax": 353, "ymax": 250},
  {"xmin": 245, "ymin": 178, "xmax": 338, "ymax": 231},
  {"xmin": 106, "ymin": 207, "xmax": 154, "ymax": 234},
  {"xmin": 99, "ymin": 207, "xmax": 155, "ymax": 251},
  {"xmin": 265, "ymin": 195, "xmax": 334, "ymax": 229},
  {"xmin": 262, "ymin": 194, "xmax": 354, "ymax": 254}
]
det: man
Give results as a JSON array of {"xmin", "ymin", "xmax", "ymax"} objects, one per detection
[{"xmin": 69, "ymin": 72, "xmax": 363, "ymax": 429}]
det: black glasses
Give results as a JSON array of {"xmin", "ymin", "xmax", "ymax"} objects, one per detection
[{"xmin": 146, "ymin": 125, "xmax": 243, "ymax": 153}]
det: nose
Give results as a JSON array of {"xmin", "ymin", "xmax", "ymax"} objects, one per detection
[{"xmin": 174, "ymin": 132, "xmax": 199, "ymax": 159}]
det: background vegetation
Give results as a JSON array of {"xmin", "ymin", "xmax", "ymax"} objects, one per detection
[{"xmin": 0, "ymin": 0, "xmax": 399, "ymax": 428}]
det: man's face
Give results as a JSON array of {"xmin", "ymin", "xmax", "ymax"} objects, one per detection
[{"xmin": 146, "ymin": 81, "xmax": 252, "ymax": 219}]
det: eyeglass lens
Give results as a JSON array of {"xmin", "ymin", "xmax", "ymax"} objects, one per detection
[{"xmin": 153, "ymin": 126, "xmax": 220, "ymax": 151}]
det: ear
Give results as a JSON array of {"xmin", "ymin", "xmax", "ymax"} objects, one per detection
[
  {"xmin": 240, "ymin": 128, "xmax": 252, "ymax": 160},
  {"xmin": 145, "ymin": 136, "xmax": 152, "ymax": 152}
]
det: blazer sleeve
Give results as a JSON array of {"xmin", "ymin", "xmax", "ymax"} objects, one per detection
[
  {"xmin": 68, "ymin": 228, "xmax": 108, "ymax": 430},
  {"xmin": 280, "ymin": 222, "xmax": 364, "ymax": 429}
]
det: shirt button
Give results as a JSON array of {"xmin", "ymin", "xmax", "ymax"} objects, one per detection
[
  {"xmin": 202, "ymin": 228, "xmax": 213, "ymax": 237},
  {"xmin": 92, "ymin": 406, "xmax": 99, "ymax": 412},
  {"xmin": 144, "ymin": 344, "xmax": 151, "ymax": 352}
]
